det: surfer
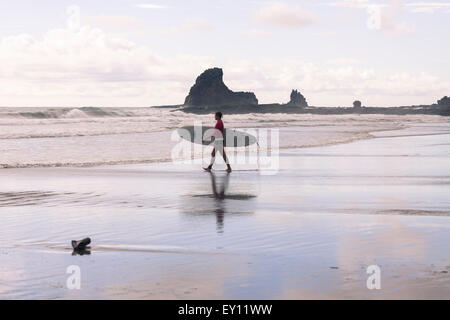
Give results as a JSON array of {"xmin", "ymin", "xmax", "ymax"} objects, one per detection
[{"xmin": 204, "ymin": 112, "xmax": 232, "ymax": 173}]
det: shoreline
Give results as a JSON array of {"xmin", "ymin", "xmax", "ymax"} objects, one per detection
[{"xmin": 0, "ymin": 122, "xmax": 408, "ymax": 169}]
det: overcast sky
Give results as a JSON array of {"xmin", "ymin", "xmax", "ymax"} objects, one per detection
[{"xmin": 0, "ymin": 0, "xmax": 449, "ymax": 107}]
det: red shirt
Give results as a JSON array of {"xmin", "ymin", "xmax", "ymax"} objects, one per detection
[
  {"xmin": 214, "ymin": 119, "xmax": 224, "ymax": 139},
  {"xmin": 214, "ymin": 119, "xmax": 224, "ymax": 134}
]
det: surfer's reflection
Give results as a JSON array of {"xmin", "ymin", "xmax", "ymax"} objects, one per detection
[
  {"xmin": 183, "ymin": 172, "xmax": 257, "ymax": 234},
  {"xmin": 209, "ymin": 172, "xmax": 230, "ymax": 233},
  {"xmin": 209, "ymin": 172, "xmax": 230, "ymax": 200}
]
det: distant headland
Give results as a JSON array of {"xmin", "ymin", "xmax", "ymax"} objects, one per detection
[{"xmin": 159, "ymin": 67, "xmax": 450, "ymax": 116}]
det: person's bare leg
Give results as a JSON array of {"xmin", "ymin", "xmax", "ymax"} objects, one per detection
[
  {"xmin": 223, "ymin": 149, "xmax": 232, "ymax": 172},
  {"xmin": 204, "ymin": 149, "xmax": 216, "ymax": 171}
]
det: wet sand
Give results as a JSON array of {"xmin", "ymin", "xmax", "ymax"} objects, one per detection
[{"xmin": 0, "ymin": 123, "xmax": 449, "ymax": 299}]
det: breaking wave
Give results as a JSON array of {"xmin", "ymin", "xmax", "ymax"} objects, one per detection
[{"xmin": 14, "ymin": 107, "xmax": 120, "ymax": 119}]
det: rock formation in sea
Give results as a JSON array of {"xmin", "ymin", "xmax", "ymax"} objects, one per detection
[
  {"xmin": 353, "ymin": 100, "xmax": 362, "ymax": 108},
  {"xmin": 286, "ymin": 89, "xmax": 308, "ymax": 107},
  {"xmin": 184, "ymin": 68, "xmax": 258, "ymax": 107},
  {"xmin": 437, "ymin": 96, "xmax": 450, "ymax": 107}
]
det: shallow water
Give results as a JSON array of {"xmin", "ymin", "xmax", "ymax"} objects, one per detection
[
  {"xmin": 0, "ymin": 121, "xmax": 449, "ymax": 299},
  {"xmin": 2, "ymin": 107, "xmax": 446, "ymax": 168}
]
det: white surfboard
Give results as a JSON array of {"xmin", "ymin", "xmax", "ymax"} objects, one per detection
[{"xmin": 177, "ymin": 126, "xmax": 257, "ymax": 147}]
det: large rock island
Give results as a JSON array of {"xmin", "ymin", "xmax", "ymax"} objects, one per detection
[
  {"xmin": 174, "ymin": 68, "xmax": 450, "ymax": 116},
  {"xmin": 184, "ymin": 68, "xmax": 258, "ymax": 108}
]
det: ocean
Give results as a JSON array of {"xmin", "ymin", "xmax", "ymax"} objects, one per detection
[{"xmin": 1, "ymin": 106, "xmax": 444, "ymax": 169}]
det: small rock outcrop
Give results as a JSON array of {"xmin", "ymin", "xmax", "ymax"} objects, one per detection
[
  {"xmin": 184, "ymin": 68, "xmax": 258, "ymax": 107},
  {"xmin": 353, "ymin": 100, "xmax": 362, "ymax": 108},
  {"xmin": 287, "ymin": 89, "xmax": 308, "ymax": 107}
]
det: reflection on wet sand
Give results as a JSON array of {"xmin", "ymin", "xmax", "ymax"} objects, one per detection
[
  {"xmin": 184, "ymin": 172, "xmax": 257, "ymax": 233},
  {"xmin": 198, "ymin": 172, "xmax": 258, "ymax": 201},
  {"xmin": 210, "ymin": 173, "xmax": 228, "ymax": 233},
  {"xmin": 210, "ymin": 172, "xmax": 229, "ymax": 200}
]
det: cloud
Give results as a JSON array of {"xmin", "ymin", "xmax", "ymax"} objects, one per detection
[
  {"xmin": 217, "ymin": 57, "xmax": 449, "ymax": 107},
  {"xmin": 84, "ymin": 14, "xmax": 213, "ymax": 37},
  {"xmin": 0, "ymin": 21, "xmax": 447, "ymax": 107},
  {"xmin": 253, "ymin": 2, "xmax": 316, "ymax": 29},
  {"xmin": 84, "ymin": 15, "xmax": 147, "ymax": 30},
  {"xmin": 171, "ymin": 18, "xmax": 212, "ymax": 33},
  {"xmin": 0, "ymin": 27, "xmax": 155, "ymax": 83},
  {"xmin": 242, "ymin": 29, "xmax": 273, "ymax": 38},
  {"xmin": 332, "ymin": 0, "xmax": 450, "ymax": 20},
  {"xmin": 330, "ymin": 0, "xmax": 415, "ymax": 35},
  {"xmin": 406, "ymin": 2, "xmax": 450, "ymax": 14},
  {"xmin": 148, "ymin": 18, "xmax": 213, "ymax": 36},
  {"xmin": 410, "ymin": 7, "xmax": 435, "ymax": 13},
  {"xmin": 329, "ymin": 0, "xmax": 387, "ymax": 9},
  {"xmin": 0, "ymin": 25, "xmax": 214, "ymax": 106},
  {"xmin": 135, "ymin": 3, "xmax": 167, "ymax": 9},
  {"xmin": 378, "ymin": 0, "xmax": 416, "ymax": 35}
]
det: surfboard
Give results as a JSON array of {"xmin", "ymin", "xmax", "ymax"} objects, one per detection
[{"xmin": 177, "ymin": 126, "xmax": 257, "ymax": 147}]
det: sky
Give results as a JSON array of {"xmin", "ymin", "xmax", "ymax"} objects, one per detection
[{"xmin": 0, "ymin": 0, "xmax": 449, "ymax": 107}]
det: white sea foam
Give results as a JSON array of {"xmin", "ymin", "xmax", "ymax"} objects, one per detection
[
  {"xmin": 62, "ymin": 108, "xmax": 89, "ymax": 119},
  {"xmin": 0, "ymin": 107, "xmax": 448, "ymax": 168}
]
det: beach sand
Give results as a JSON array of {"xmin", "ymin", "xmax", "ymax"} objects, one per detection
[{"xmin": 0, "ymin": 123, "xmax": 449, "ymax": 299}]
